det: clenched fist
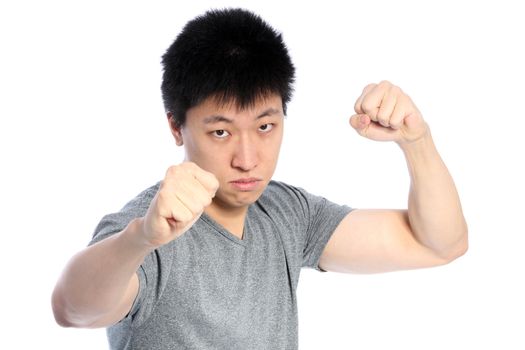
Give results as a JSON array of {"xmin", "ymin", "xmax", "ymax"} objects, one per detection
[
  {"xmin": 349, "ymin": 81, "xmax": 429, "ymax": 145},
  {"xmin": 142, "ymin": 162, "xmax": 219, "ymax": 248}
]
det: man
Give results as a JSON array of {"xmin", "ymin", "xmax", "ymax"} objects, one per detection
[{"xmin": 52, "ymin": 8, "xmax": 468, "ymax": 350}]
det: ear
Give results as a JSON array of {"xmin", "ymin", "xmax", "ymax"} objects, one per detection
[{"xmin": 167, "ymin": 112, "xmax": 184, "ymax": 146}]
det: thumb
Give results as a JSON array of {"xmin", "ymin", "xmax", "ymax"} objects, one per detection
[
  {"xmin": 349, "ymin": 113, "xmax": 399, "ymax": 142},
  {"xmin": 403, "ymin": 113, "xmax": 419, "ymax": 129},
  {"xmin": 349, "ymin": 114, "xmax": 370, "ymax": 132}
]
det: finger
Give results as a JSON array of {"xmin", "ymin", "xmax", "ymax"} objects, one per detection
[
  {"xmin": 354, "ymin": 83, "xmax": 376, "ymax": 115},
  {"xmin": 161, "ymin": 165, "xmax": 214, "ymax": 217},
  {"xmin": 376, "ymin": 92, "xmax": 397, "ymax": 127},
  {"xmin": 389, "ymin": 98, "xmax": 407, "ymax": 130},
  {"xmin": 360, "ymin": 84, "xmax": 387, "ymax": 121},
  {"xmin": 173, "ymin": 175, "xmax": 214, "ymax": 214},
  {"xmin": 184, "ymin": 162, "xmax": 220, "ymax": 196},
  {"xmin": 350, "ymin": 113, "xmax": 404, "ymax": 141},
  {"xmin": 360, "ymin": 121, "xmax": 399, "ymax": 142},
  {"xmin": 169, "ymin": 199, "xmax": 195, "ymax": 223},
  {"xmin": 349, "ymin": 114, "xmax": 370, "ymax": 133},
  {"xmin": 156, "ymin": 189, "xmax": 194, "ymax": 223}
]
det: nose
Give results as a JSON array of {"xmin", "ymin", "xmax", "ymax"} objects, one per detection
[{"xmin": 231, "ymin": 134, "xmax": 258, "ymax": 172}]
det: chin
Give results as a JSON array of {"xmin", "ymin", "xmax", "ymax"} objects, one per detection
[
  {"xmin": 232, "ymin": 193, "xmax": 261, "ymax": 207},
  {"xmin": 217, "ymin": 189, "xmax": 264, "ymax": 209}
]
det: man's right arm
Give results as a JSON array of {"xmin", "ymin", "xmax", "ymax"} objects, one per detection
[
  {"xmin": 51, "ymin": 162, "xmax": 219, "ymax": 328},
  {"xmin": 52, "ymin": 218, "xmax": 149, "ymax": 328}
]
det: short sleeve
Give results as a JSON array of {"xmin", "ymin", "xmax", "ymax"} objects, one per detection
[
  {"xmin": 298, "ymin": 189, "xmax": 353, "ymax": 271},
  {"xmin": 90, "ymin": 185, "xmax": 158, "ymax": 244},
  {"xmin": 88, "ymin": 183, "xmax": 173, "ymax": 327}
]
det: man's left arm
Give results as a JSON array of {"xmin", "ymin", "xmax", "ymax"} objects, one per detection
[{"xmin": 319, "ymin": 81, "xmax": 468, "ymax": 274}]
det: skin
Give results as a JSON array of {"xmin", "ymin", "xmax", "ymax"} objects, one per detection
[
  {"xmin": 169, "ymin": 94, "xmax": 285, "ymax": 237},
  {"xmin": 320, "ymin": 81, "xmax": 468, "ymax": 273},
  {"xmin": 51, "ymin": 81, "xmax": 468, "ymax": 329}
]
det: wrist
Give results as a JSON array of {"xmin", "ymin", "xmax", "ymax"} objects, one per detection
[
  {"xmin": 395, "ymin": 120, "xmax": 430, "ymax": 147},
  {"xmin": 397, "ymin": 127, "xmax": 434, "ymax": 155},
  {"xmin": 398, "ymin": 129, "xmax": 445, "ymax": 185},
  {"xmin": 118, "ymin": 218, "xmax": 156, "ymax": 256}
]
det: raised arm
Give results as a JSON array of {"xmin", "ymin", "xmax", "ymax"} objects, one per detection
[
  {"xmin": 52, "ymin": 162, "xmax": 218, "ymax": 328},
  {"xmin": 319, "ymin": 81, "xmax": 468, "ymax": 273}
]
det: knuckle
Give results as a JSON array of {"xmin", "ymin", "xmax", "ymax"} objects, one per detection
[
  {"xmin": 203, "ymin": 194, "xmax": 213, "ymax": 206},
  {"xmin": 177, "ymin": 209, "xmax": 194, "ymax": 223},
  {"xmin": 212, "ymin": 177, "xmax": 220, "ymax": 190},
  {"xmin": 183, "ymin": 161, "xmax": 198, "ymax": 171},
  {"xmin": 203, "ymin": 174, "xmax": 219, "ymax": 192},
  {"xmin": 364, "ymin": 83, "xmax": 376, "ymax": 91},
  {"xmin": 389, "ymin": 117, "xmax": 400, "ymax": 126},
  {"xmin": 362, "ymin": 101, "xmax": 376, "ymax": 115},
  {"xmin": 156, "ymin": 189, "xmax": 173, "ymax": 209},
  {"xmin": 166, "ymin": 165, "xmax": 181, "ymax": 178},
  {"xmin": 191, "ymin": 196, "xmax": 205, "ymax": 211},
  {"xmin": 186, "ymin": 206, "xmax": 201, "ymax": 218},
  {"xmin": 377, "ymin": 108, "xmax": 390, "ymax": 120},
  {"xmin": 390, "ymin": 85, "xmax": 401, "ymax": 94},
  {"xmin": 354, "ymin": 101, "xmax": 361, "ymax": 113},
  {"xmin": 156, "ymin": 187, "xmax": 169, "ymax": 201},
  {"xmin": 379, "ymin": 80, "xmax": 392, "ymax": 88},
  {"xmin": 377, "ymin": 116, "xmax": 389, "ymax": 125},
  {"xmin": 377, "ymin": 119, "xmax": 389, "ymax": 127},
  {"xmin": 401, "ymin": 94, "xmax": 412, "ymax": 106}
]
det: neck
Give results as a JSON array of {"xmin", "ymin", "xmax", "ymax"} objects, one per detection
[{"xmin": 204, "ymin": 200, "xmax": 249, "ymax": 239}]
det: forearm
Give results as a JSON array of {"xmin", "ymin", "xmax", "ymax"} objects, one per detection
[
  {"xmin": 52, "ymin": 218, "xmax": 151, "ymax": 328},
  {"xmin": 400, "ymin": 131, "xmax": 468, "ymax": 259}
]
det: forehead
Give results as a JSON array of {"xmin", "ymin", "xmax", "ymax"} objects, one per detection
[{"xmin": 186, "ymin": 94, "xmax": 284, "ymax": 124}]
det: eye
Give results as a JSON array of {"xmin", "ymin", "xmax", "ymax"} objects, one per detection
[
  {"xmin": 258, "ymin": 123, "xmax": 274, "ymax": 133},
  {"xmin": 211, "ymin": 129, "xmax": 230, "ymax": 138}
]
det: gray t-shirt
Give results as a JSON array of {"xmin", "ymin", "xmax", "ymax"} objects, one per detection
[{"xmin": 91, "ymin": 180, "xmax": 352, "ymax": 350}]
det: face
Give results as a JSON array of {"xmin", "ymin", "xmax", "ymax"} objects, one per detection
[{"xmin": 170, "ymin": 94, "xmax": 284, "ymax": 211}]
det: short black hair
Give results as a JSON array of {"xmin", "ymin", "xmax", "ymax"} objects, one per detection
[{"xmin": 161, "ymin": 8, "xmax": 295, "ymax": 127}]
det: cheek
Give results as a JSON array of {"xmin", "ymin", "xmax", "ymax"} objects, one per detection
[
  {"xmin": 265, "ymin": 134, "xmax": 283, "ymax": 160},
  {"xmin": 183, "ymin": 133, "xmax": 214, "ymax": 159},
  {"xmin": 196, "ymin": 146, "xmax": 230, "ymax": 174}
]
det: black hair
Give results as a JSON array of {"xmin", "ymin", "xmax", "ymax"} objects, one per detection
[{"xmin": 161, "ymin": 8, "xmax": 295, "ymax": 127}]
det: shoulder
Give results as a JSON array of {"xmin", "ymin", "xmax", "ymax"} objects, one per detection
[
  {"xmin": 91, "ymin": 182, "xmax": 161, "ymax": 244},
  {"xmin": 260, "ymin": 180, "xmax": 309, "ymax": 205},
  {"xmin": 121, "ymin": 182, "xmax": 160, "ymax": 212},
  {"xmin": 256, "ymin": 180, "xmax": 316, "ymax": 220},
  {"xmin": 257, "ymin": 180, "xmax": 353, "ymax": 226},
  {"xmin": 261, "ymin": 180, "xmax": 311, "ymax": 200}
]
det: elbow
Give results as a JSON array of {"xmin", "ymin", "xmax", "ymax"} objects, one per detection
[
  {"xmin": 449, "ymin": 237, "xmax": 468, "ymax": 261},
  {"xmin": 52, "ymin": 289, "xmax": 75, "ymax": 328},
  {"xmin": 438, "ymin": 227, "xmax": 469, "ymax": 263},
  {"xmin": 54, "ymin": 313, "xmax": 74, "ymax": 328},
  {"xmin": 51, "ymin": 287, "xmax": 119, "ymax": 329},
  {"xmin": 51, "ymin": 287, "xmax": 93, "ymax": 328},
  {"xmin": 51, "ymin": 297, "xmax": 95, "ymax": 328},
  {"xmin": 453, "ymin": 223, "xmax": 469, "ymax": 259}
]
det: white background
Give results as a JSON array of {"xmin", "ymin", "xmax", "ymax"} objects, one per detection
[{"xmin": 1, "ymin": 0, "xmax": 524, "ymax": 349}]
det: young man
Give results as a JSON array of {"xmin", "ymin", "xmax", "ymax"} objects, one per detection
[{"xmin": 52, "ymin": 8, "xmax": 468, "ymax": 350}]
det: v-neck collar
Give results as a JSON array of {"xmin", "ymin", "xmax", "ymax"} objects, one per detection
[{"xmin": 200, "ymin": 210, "xmax": 251, "ymax": 247}]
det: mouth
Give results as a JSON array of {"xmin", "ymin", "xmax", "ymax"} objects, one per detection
[{"xmin": 229, "ymin": 177, "xmax": 263, "ymax": 191}]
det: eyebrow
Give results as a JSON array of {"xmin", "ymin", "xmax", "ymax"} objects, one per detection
[{"xmin": 202, "ymin": 108, "xmax": 282, "ymax": 125}]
